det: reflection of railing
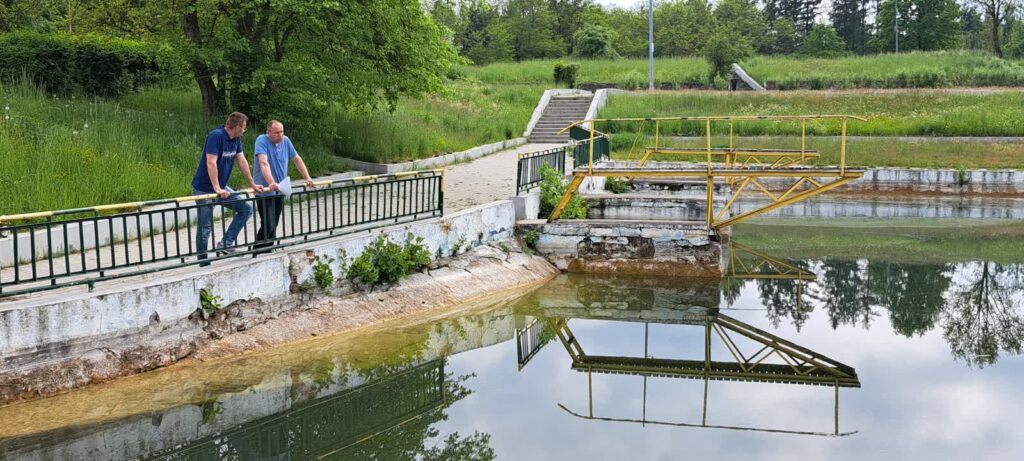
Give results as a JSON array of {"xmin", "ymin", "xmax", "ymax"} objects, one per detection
[
  {"xmin": 142, "ymin": 360, "xmax": 446, "ymax": 460},
  {"xmin": 549, "ymin": 115, "xmax": 865, "ymax": 228},
  {"xmin": 516, "ymin": 316, "xmax": 548, "ymax": 370},
  {"xmin": 725, "ymin": 241, "xmax": 816, "ymax": 281},
  {"xmin": 516, "ymin": 147, "xmax": 567, "ymax": 194},
  {"xmin": 0, "ymin": 170, "xmax": 444, "ymax": 297}
]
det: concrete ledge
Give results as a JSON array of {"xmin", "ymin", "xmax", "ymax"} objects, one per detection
[
  {"xmin": 512, "ymin": 191, "xmax": 541, "ymax": 220},
  {"xmin": 341, "ymin": 138, "xmax": 527, "ymax": 175},
  {"xmin": 0, "ymin": 200, "xmax": 536, "ymax": 404}
]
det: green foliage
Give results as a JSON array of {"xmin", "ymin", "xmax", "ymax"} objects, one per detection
[
  {"xmin": 800, "ymin": 24, "xmax": 849, "ymax": 58},
  {"xmin": 0, "ymin": 82, "xmax": 350, "ymax": 215},
  {"xmin": 702, "ymin": 24, "xmax": 754, "ymax": 80},
  {"xmin": 1006, "ymin": 24, "xmax": 1024, "ymax": 60},
  {"xmin": 573, "ymin": 24, "xmax": 618, "ymax": 59},
  {"xmin": 538, "ymin": 163, "xmax": 587, "ymax": 219},
  {"xmin": 0, "ymin": 32, "xmax": 171, "ymax": 97},
  {"xmin": 199, "ymin": 288, "xmax": 222, "ymax": 315},
  {"xmin": 762, "ymin": 19, "xmax": 799, "ymax": 55},
  {"xmin": 621, "ymin": 70, "xmax": 646, "ymax": 90},
  {"xmin": 312, "ymin": 256, "xmax": 334, "ymax": 290},
  {"xmin": 347, "ymin": 234, "xmax": 432, "ymax": 287},
  {"xmin": 521, "ymin": 229, "xmax": 540, "ymax": 250},
  {"xmin": 872, "ymin": 0, "xmax": 962, "ymax": 53},
  {"xmin": 450, "ymin": 235, "xmax": 468, "ymax": 257},
  {"xmin": 552, "ymin": 60, "xmax": 579, "ymax": 88},
  {"xmin": 605, "ymin": 176, "xmax": 630, "ymax": 194}
]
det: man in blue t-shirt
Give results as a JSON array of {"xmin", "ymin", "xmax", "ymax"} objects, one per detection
[
  {"xmin": 252, "ymin": 120, "xmax": 316, "ymax": 254},
  {"xmin": 190, "ymin": 112, "xmax": 264, "ymax": 266}
]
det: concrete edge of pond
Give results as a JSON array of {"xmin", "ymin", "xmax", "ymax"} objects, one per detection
[{"xmin": 0, "ymin": 200, "xmax": 558, "ymax": 405}]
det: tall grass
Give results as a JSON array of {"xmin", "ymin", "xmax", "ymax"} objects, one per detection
[
  {"xmin": 463, "ymin": 51, "xmax": 1024, "ymax": 89},
  {"xmin": 600, "ymin": 90, "xmax": 1024, "ymax": 137},
  {"xmin": 0, "ymin": 82, "xmax": 349, "ymax": 215},
  {"xmin": 611, "ymin": 135, "xmax": 1024, "ymax": 169},
  {"xmin": 328, "ymin": 81, "xmax": 546, "ymax": 163}
]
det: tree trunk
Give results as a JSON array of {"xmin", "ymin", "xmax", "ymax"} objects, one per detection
[
  {"xmin": 992, "ymin": 10, "xmax": 1003, "ymax": 57},
  {"xmin": 183, "ymin": 11, "xmax": 225, "ymax": 116}
]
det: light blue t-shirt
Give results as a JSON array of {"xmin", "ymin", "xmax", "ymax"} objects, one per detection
[{"xmin": 253, "ymin": 134, "xmax": 297, "ymax": 187}]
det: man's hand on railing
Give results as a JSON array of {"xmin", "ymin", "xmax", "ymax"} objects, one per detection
[
  {"xmin": 267, "ymin": 182, "xmax": 280, "ymax": 192},
  {"xmin": 213, "ymin": 187, "xmax": 231, "ymax": 199},
  {"xmin": 251, "ymin": 184, "xmax": 266, "ymax": 194},
  {"xmin": 303, "ymin": 178, "xmax": 316, "ymax": 188}
]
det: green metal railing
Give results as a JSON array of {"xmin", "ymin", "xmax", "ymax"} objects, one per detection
[
  {"xmin": 0, "ymin": 170, "xmax": 444, "ymax": 298},
  {"xmin": 569, "ymin": 125, "xmax": 609, "ymax": 166},
  {"xmin": 516, "ymin": 146, "xmax": 568, "ymax": 194}
]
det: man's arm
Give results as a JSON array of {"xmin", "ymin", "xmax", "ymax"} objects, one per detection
[
  {"xmin": 291, "ymin": 155, "xmax": 316, "ymax": 188},
  {"xmin": 256, "ymin": 154, "xmax": 279, "ymax": 191},
  {"xmin": 235, "ymin": 153, "xmax": 264, "ymax": 193},
  {"xmin": 205, "ymin": 154, "xmax": 229, "ymax": 198}
]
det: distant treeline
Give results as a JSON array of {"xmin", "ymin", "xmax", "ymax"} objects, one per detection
[{"xmin": 427, "ymin": 0, "xmax": 1024, "ymax": 64}]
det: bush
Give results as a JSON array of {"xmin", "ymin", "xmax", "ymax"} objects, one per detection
[
  {"xmin": 347, "ymin": 234, "xmax": 432, "ymax": 287},
  {"xmin": 799, "ymin": 25, "xmax": 849, "ymax": 59},
  {"xmin": 0, "ymin": 32, "xmax": 172, "ymax": 97},
  {"xmin": 605, "ymin": 176, "xmax": 630, "ymax": 194},
  {"xmin": 539, "ymin": 163, "xmax": 588, "ymax": 219},
  {"xmin": 702, "ymin": 25, "xmax": 754, "ymax": 80},
  {"xmin": 553, "ymin": 60, "xmax": 579, "ymax": 88},
  {"xmin": 573, "ymin": 24, "xmax": 619, "ymax": 59}
]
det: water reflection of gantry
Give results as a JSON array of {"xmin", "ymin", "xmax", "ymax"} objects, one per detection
[{"xmin": 514, "ymin": 274, "xmax": 860, "ymax": 437}]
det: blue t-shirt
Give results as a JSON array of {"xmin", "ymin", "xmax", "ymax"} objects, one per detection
[
  {"xmin": 253, "ymin": 134, "xmax": 297, "ymax": 187},
  {"xmin": 191, "ymin": 126, "xmax": 243, "ymax": 193}
]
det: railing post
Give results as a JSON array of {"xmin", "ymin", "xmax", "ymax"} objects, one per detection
[
  {"xmin": 801, "ymin": 120, "xmax": 807, "ymax": 161},
  {"xmin": 588, "ymin": 123, "xmax": 595, "ymax": 175},
  {"xmin": 655, "ymin": 120, "xmax": 660, "ymax": 151},
  {"xmin": 840, "ymin": 117, "xmax": 847, "ymax": 175}
]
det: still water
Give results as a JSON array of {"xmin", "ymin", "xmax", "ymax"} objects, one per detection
[{"xmin": 1, "ymin": 220, "xmax": 1022, "ymax": 460}]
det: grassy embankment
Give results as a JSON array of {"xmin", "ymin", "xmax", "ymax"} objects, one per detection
[
  {"xmin": 462, "ymin": 51, "xmax": 1024, "ymax": 88},
  {"xmin": 600, "ymin": 91, "xmax": 1024, "ymax": 169},
  {"xmin": 733, "ymin": 219, "xmax": 1024, "ymax": 264},
  {"xmin": 0, "ymin": 81, "xmax": 544, "ymax": 214}
]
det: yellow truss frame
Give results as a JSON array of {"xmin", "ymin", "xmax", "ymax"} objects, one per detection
[{"xmin": 550, "ymin": 114, "xmax": 865, "ymax": 229}]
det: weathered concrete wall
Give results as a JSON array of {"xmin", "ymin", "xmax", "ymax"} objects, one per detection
[
  {"xmin": 584, "ymin": 193, "xmax": 727, "ymax": 221},
  {"xmin": 0, "ymin": 305, "xmax": 519, "ymax": 461},
  {"xmin": 735, "ymin": 195, "xmax": 1024, "ymax": 220},
  {"xmin": 0, "ymin": 200, "xmax": 552, "ymax": 404},
  {"xmin": 525, "ymin": 220, "xmax": 723, "ymax": 277}
]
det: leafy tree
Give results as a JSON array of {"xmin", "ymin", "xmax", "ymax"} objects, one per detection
[
  {"xmin": 874, "ymin": 0, "xmax": 961, "ymax": 52},
  {"xmin": 970, "ymin": 0, "xmax": 1019, "ymax": 56},
  {"xmin": 458, "ymin": 0, "xmax": 513, "ymax": 64},
  {"xmin": 814, "ymin": 259, "xmax": 876, "ymax": 329},
  {"xmin": 549, "ymin": 0, "xmax": 598, "ymax": 55},
  {"xmin": 830, "ymin": 0, "xmax": 871, "ymax": 53},
  {"xmin": 868, "ymin": 261, "xmax": 952, "ymax": 338},
  {"xmin": 943, "ymin": 262, "xmax": 1024, "ymax": 367},
  {"xmin": 703, "ymin": 21, "xmax": 755, "ymax": 80},
  {"xmin": 762, "ymin": 18, "xmax": 800, "ymax": 54},
  {"xmin": 799, "ymin": 23, "xmax": 848, "ymax": 58},
  {"xmin": 1006, "ymin": 19, "xmax": 1024, "ymax": 57},
  {"xmin": 503, "ymin": 0, "xmax": 565, "ymax": 60},
  {"xmin": 604, "ymin": 4, "xmax": 647, "ymax": 57},
  {"xmin": 655, "ymin": 0, "xmax": 713, "ymax": 56},
  {"xmin": 573, "ymin": 23, "xmax": 619, "ymax": 58},
  {"xmin": 713, "ymin": 0, "xmax": 766, "ymax": 47},
  {"xmin": 959, "ymin": 5, "xmax": 986, "ymax": 49},
  {"xmin": 777, "ymin": 0, "xmax": 822, "ymax": 35}
]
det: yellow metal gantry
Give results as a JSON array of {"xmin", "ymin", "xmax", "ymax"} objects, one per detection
[{"xmin": 551, "ymin": 115, "xmax": 866, "ymax": 229}]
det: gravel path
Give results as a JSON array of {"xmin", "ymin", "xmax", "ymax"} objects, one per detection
[{"xmin": 443, "ymin": 143, "xmax": 563, "ymax": 212}]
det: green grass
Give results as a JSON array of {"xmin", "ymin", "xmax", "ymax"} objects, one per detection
[
  {"xmin": 611, "ymin": 136, "xmax": 1024, "ymax": 169},
  {"xmin": 733, "ymin": 218, "xmax": 1024, "ymax": 264},
  {"xmin": 462, "ymin": 51, "xmax": 1024, "ymax": 89},
  {"xmin": 0, "ymin": 83, "xmax": 350, "ymax": 215},
  {"xmin": 600, "ymin": 90, "xmax": 1024, "ymax": 137},
  {"xmin": 329, "ymin": 81, "xmax": 545, "ymax": 163}
]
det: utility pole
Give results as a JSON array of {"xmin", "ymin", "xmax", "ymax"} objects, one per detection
[
  {"xmin": 648, "ymin": 0, "xmax": 654, "ymax": 90},
  {"xmin": 894, "ymin": 0, "xmax": 899, "ymax": 53}
]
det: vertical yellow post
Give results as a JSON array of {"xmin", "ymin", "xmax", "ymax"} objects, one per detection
[
  {"xmin": 588, "ymin": 121, "xmax": 595, "ymax": 175},
  {"xmin": 727, "ymin": 120, "xmax": 735, "ymax": 186},
  {"xmin": 728, "ymin": 120, "xmax": 734, "ymax": 152},
  {"xmin": 839, "ymin": 117, "xmax": 847, "ymax": 175},
  {"xmin": 654, "ymin": 120, "xmax": 660, "ymax": 151},
  {"xmin": 705, "ymin": 119, "xmax": 712, "ymax": 174},
  {"xmin": 706, "ymin": 175, "xmax": 714, "ymax": 226},
  {"xmin": 800, "ymin": 120, "xmax": 806, "ymax": 161}
]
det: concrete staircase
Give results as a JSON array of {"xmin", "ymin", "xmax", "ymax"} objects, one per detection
[{"xmin": 529, "ymin": 94, "xmax": 594, "ymax": 143}]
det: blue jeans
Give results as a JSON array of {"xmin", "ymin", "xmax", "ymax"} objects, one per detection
[{"xmin": 194, "ymin": 187, "xmax": 252, "ymax": 265}]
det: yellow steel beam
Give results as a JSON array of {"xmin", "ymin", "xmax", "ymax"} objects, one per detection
[
  {"xmin": 556, "ymin": 114, "xmax": 868, "ymax": 134},
  {"xmin": 569, "ymin": 168, "xmax": 864, "ymax": 178},
  {"xmin": 714, "ymin": 176, "xmax": 751, "ymax": 222},
  {"xmin": 712, "ymin": 177, "xmax": 859, "ymax": 228},
  {"xmin": 548, "ymin": 174, "xmax": 587, "ymax": 222}
]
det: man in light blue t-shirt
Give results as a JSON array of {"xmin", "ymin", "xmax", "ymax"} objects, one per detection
[{"xmin": 252, "ymin": 120, "xmax": 316, "ymax": 254}]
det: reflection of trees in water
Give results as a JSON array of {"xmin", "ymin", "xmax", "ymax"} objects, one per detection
[
  {"xmin": 868, "ymin": 261, "xmax": 951, "ymax": 337},
  {"xmin": 751, "ymin": 258, "xmax": 1024, "ymax": 367},
  {"xmin": 943, "ymin": 262, "xmax": 1024, "ymax": 368},
  {"xmin": 815, "ymin": 259, "xmax": 877, "ymax": 330},
  {"xmin": 755, "ymin": 259, "xmax": 818, "ymax": 330}
]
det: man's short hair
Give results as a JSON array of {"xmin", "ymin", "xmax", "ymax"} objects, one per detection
[
  {"xmin": 267, "ymin": 120, "xmax": 283, "ymax": 131},
  {"xmin": 226, "ymin": 112, "xmax": 248, "ymax": 128}
]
